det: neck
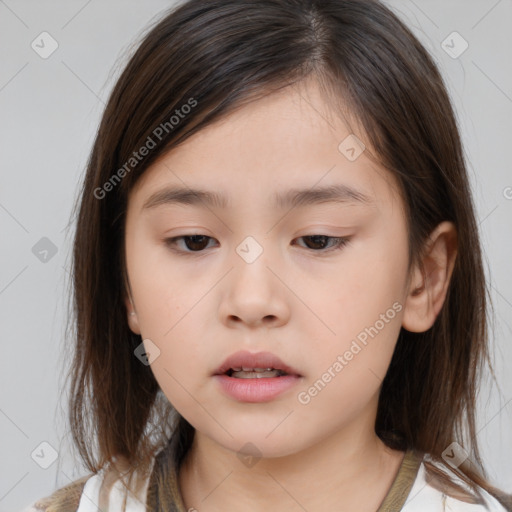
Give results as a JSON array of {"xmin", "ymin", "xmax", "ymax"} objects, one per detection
[{"xmin": 178, "ymin": 408, "xmax": 405, "ymax": 511}]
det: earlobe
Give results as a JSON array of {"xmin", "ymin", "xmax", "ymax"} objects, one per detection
[
  {"xmin": 401, "ymin": 221, "xmax": 457, "ymax": 333},
  {"xmin": 125, "ymin": 295, "xmax": 141, "ymax": 335}
]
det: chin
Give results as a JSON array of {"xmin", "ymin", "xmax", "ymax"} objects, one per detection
[{"xmin": 209, "ymin": 426, "xmax": 310, "ymax": 461}]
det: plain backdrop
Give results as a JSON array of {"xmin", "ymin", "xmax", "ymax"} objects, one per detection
[{"xmin": 1, "ymin": 1, "xmax": 511, "ymax": 510}]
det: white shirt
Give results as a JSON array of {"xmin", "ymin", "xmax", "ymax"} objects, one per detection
[{"xmin": 402, "ymin": 461, "xmax": 508, "ymax": 511}]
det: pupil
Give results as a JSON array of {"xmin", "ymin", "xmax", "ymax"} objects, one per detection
[
  {"xmin": 186, "ymin": 235, "xmax": 209, "ymax": 251},
  {"xmin": 306, "ymin": 235, "xmax": 327, "ymax": 249}
]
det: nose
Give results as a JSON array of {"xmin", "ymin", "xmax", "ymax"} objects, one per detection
[{"xmin": 218, "ymin": 249, "xmax": 291, "ymax": 329}]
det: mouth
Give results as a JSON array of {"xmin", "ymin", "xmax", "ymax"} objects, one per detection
[
  {"xmin": 213, "ymin": 350, "xmax": 302, "ymax": 379},
  {"xmin": 224, "ymin": 368, "xmax": 289, "ymax": 378},
  {"xmin": 213, "ymin": 351, "xmax": 302, "ymax": 403},
  {"xmin": 213, "ymin": 350, "xmax": 302, "ymax": 401}
]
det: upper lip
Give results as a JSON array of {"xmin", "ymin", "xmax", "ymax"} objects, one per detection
[{"xmin": 213, "ymin": 350, "xmax": 301, "ymax": 376}]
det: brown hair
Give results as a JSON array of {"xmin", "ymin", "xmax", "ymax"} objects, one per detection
[{"xmin": 59, "ymin": 0, "xmax": 511, "ymax": 510}]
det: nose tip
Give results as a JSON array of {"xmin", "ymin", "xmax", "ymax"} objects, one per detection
[{"xmin": 220, "ymin": 246, "xmax": 291, "ymax": 328}]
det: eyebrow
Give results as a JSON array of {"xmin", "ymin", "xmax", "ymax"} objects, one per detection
[{"xmin": 141, "ymin": 183, "xmax": 374, "ymax": 211}]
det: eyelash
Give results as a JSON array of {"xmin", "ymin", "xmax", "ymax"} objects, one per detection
[{"xmin": 163, "ymin": 234, "xmax": 350, "ymax": 255}]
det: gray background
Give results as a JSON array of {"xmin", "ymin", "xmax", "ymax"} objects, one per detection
[{"xmin": 1, "ymin": 1, "xmax": 511, "ymax": 510}]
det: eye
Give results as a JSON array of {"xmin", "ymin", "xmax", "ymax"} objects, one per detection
[
  {"xmin": 292, "ymin": 235, "xmax": 350, "ymax": 252},
  {"xmin": 164, "ymin": 235, "xmax": 217, "ymax": 253}
]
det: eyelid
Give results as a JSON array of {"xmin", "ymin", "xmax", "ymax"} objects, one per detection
[
  {"xmin": 292, "ymin": 235, "xmax": 351, "ymax": 253},
  {"xmin": 164, "ymin": 234, "xmax": 218, "ymax": 254}
]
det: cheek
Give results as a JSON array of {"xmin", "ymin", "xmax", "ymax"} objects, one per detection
[
  {"xmin": 126, "ymin": 228, "xmax": 201, "ymax": 334},
  {"xmin": 125, "ymin": 231, "xmax": 213, "ymax": 394},
  {"xmin": 301, "ymin": 232, "xmax": 408, "ymax": 391},
  {"xmin": 295, "ymin": 297, "xmax": 403, "ymax": 431},
  {"xmin": 312, "ymin": 234, "xmax": 407, "ymax": 336},
  {"xmin": 137, "ymin": 306, "xmax": 209, "ymax": 417}
]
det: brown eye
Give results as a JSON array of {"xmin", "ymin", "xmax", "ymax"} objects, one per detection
[
  {"xmin": 293, "ymin": 235, "xmax": 350, "ymax": 252},
  {"xmin": 164, "ymin": 235, "xmax": 216, "ymax": 253}
]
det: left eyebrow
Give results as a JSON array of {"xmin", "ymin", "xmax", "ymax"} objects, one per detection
[
  {"xmin": 274, "ymin": 183, "xmax": 374, "ymax": 209},
  {"xmin": 141, "ymin": 183, "xmax": 374, "ymax": 211}
]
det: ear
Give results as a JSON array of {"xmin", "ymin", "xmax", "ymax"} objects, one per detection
[
  {"xmin": 125, "ymin": 294, "xmax": 141, "ymax": 335},
  {"xmin": 401, "ymin": 221, "xmax": 457, "ymax": 333}
]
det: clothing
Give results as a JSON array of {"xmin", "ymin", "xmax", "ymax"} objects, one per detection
[{"xmin": 21, "ymin": 445, "xmax": 509, "ymax": 512}]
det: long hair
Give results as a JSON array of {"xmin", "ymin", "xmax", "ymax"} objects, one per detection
[{"xmin": 63, "ymin": 0, "xmax": 511, "ymax": 509}]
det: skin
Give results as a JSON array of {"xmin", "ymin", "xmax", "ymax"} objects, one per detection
[{"xmin": 124, "ymin": 77, "xmax": 457, "ymax": 511}]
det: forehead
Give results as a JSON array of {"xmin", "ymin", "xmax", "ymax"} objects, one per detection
[{"xmin": 129, "ymin": 79, "xmax": 402, "ymax": 213}]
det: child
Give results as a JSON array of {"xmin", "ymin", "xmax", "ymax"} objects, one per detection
[{"xmin": 22, "ymin": 0, "xmax": 512, "ymax": 510}]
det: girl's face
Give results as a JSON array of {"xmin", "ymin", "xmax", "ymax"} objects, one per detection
[{"xmin": 124, "ymin": 79, "xmax": 412, "ymax": 458}]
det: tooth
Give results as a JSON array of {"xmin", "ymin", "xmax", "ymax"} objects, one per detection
[{"xmin": 231, "ymin": 369, "xmax": 282, "ymax": 379}]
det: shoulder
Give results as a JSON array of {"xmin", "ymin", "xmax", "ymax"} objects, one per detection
[
  {"xmin": 20, "ymin": 456, "xmax": 156, "ymax": 512},
  {"xmin": 18, "ymin": 474, "xmax": 92, "ymax": 512},
  {"xmin": 402, "ymin": 453, "xmax": 511, "ymax": 512}
]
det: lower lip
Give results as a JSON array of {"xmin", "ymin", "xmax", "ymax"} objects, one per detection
[{"xmin": 213, "ymin": 374, "xmax": 301, "ymax": 402}]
